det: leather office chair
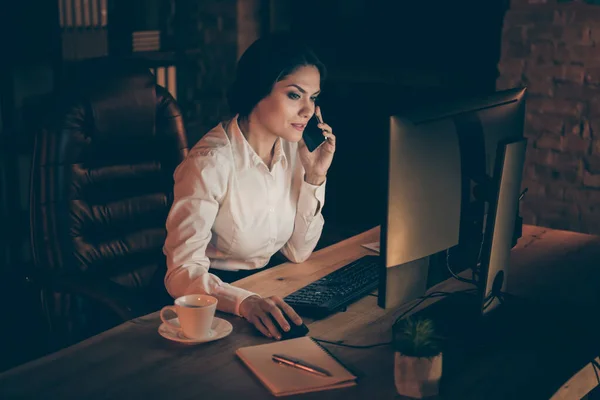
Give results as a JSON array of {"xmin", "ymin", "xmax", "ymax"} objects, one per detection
[{"xmin": 29, "ymin": 57, "xmax": 188, "ymax": 348}]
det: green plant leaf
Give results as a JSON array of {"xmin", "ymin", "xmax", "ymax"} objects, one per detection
[{"xmin": 392, "ymin": 316, "xmax": 444, "ymax": 358}]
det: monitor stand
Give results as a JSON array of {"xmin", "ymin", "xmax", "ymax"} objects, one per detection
[{"xmin": 378, "ymin": 256, "xmax": 429, "ymax": 310}]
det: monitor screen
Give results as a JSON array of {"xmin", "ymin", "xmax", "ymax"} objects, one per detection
[{"xmin": 379, "ymin": 87, "xmax": 527, "ymax": 310}]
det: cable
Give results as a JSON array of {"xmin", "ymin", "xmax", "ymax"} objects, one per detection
[
  {"xmin": 482, "ymin": 295, "xmax": 495, "ymax": 311},
  {"xmin": 311, "ymin": 288, "xmax": 478, "ymax": 349},
  {"xmin": 313, "ymin": 338, "xmax": 392, "ymax": 349},
  {"xmin": 481, "ymin": 288, "xmax": 509, "ymax": 312},
  {"xmin": 312, "ymin": 287, "xmax": 481, "ymax": 350},
  {"xmin": 591, "ymin": 359, "xmax": 600, "ymax": 384},
  {"xmin": 473, "ymin": 234, "xmax": 485, "ymax": 281},
  {"xmin": 446, "ymin": 249, "xmax": 477, "ymax": 285},
  {"xmin": 394, "ymin": 288, "xmax": 478, "ymax": 324}
]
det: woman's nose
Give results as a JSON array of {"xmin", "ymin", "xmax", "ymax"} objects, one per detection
[{"xmin": 299, "ymin": 103, "xmax": 314, "ymax": 118}]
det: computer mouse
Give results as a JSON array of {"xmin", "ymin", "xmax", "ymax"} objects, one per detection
[{"xmin": 274, "ymin": 313, "xmax": 309, "ymax": 340}]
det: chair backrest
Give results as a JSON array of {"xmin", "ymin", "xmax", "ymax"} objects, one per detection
[{"xmin": 30, "ymin": 57, "xmax": 189, "ymax": 290}]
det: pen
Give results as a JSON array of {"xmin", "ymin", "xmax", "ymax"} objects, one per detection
[{"xmin": 272, "ymin": 354, "xmax": 332, "ymax": 377}]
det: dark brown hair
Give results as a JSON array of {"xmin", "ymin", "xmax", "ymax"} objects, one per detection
[{"xmin": 227, "ymin": 33, "xmax": 327, "ymax": 117}]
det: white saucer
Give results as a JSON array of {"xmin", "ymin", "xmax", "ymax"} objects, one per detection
[{"xmin": 158, "ymin": 317, "xmax": 233, "ymax": 345}]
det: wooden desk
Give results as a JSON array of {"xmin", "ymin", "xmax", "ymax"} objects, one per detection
[{"xmin": 1, "ymin": 225, "xmax": 599, "ymax": 399}]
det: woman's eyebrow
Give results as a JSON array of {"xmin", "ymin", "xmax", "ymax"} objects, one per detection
[{"xmin": 286, "ymin": 84, "xmax": 320, "ymax": 95}]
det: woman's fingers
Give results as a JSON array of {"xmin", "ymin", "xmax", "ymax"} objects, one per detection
[
  {"xmin": 314, "ymin": 106, "xmax": 335, "ymax": 145},
  {"xmin": 259, "ymin": 312, "xmax": 282, "ymax": 339},
  {"xmin": 262, "ymin": 298, "xmax": 288, "ymax": 336},
  {"xmin": 251, "ymin": 314, "xmax": 271, "ymax": 338},
  {"xmin": 324, "ymin": 131, "xmax": 336, "ymax": 145},
  {"xmin": 272, "ymin": 297, "xmax": 303, "ymax": 326},
  {"xmin": 315, "ymin": 105, "xmax": 324, "ymax": 123}
]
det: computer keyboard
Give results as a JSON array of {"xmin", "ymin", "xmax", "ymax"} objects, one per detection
[{"xmin": 284, "ymin": 255, "xmax": 380, "ymax": 318}]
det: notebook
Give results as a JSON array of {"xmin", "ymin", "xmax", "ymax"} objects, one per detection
[{"xmin": 236, "ymin": 336, "xmax": 357, "ymax": 397}]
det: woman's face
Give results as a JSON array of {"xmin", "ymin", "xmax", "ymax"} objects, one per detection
[{"xmin": 249, "ymin": 65, "xmax": 321, "ymax": 143}]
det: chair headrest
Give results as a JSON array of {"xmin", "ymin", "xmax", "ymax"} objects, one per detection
[{"xmin": 64, "ymin": 57, "xmax": 157, "ymax": 139}]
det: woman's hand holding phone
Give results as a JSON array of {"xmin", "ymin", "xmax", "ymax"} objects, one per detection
[{"xmin": 298, "ymin": 106, "xmax": 336, "ymax": 185}]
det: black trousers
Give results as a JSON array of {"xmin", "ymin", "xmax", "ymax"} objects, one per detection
[{"xmin": 210, "ymin": 254, "xmax": 287, "ymax": 284}]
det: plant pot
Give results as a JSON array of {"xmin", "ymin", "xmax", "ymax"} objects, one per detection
[{"xmin": 394, "ymin": 351, "xmax": 442, "ymax": 398}]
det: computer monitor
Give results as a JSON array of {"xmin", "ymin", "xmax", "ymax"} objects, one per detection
[{"xmin": 378, "ymin": 87, "xmax": 527, "ymax": 316}]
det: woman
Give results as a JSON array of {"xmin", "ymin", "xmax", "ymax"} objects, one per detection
[{"xmin": 163, "ymin": 33, "xmax": 336, "ymax": 340}]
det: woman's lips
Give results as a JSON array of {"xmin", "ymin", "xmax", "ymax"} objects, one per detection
[{"xmin": 291, "ymin": 123, "xmax": 306, "ymax": 131}]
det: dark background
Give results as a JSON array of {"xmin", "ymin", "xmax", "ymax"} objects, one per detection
[{"xmin": 0, "ymin": 0, "xmax": 508, "ymax": 371}]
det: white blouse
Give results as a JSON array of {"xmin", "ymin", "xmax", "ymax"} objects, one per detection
[{"xmin": 163, "ymin": 116, "xmax": 326, "ymax": 316}]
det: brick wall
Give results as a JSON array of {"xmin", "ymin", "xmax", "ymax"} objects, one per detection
[
  {"xmin": 177, "ymin": 0, "xmax": 240, "ymax": 143},
  {"xmin": 177, "ymin": 0, "xmax": 265, "ymax": 144},
  {"xmin": 497, "ymin": 0, "xmax": 600, "ymax": 234}
]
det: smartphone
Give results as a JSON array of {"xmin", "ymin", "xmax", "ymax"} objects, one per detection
[{"xmin": 302, "ymin": 113, "xmax": 326, "ymax": 152}]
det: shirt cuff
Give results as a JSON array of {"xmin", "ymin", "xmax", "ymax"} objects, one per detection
[
  {"xmin": 214, "ymin": 283, "xmax": 260, "ymax": 317},
  {"xmin": 298, "ymin": 178, "xmax": 326, "ymax": 218}
]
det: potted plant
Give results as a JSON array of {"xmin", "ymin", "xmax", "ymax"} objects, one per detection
[{"xmin": 392, "ymin": 316, "xmax": 443, "ymax": 398}]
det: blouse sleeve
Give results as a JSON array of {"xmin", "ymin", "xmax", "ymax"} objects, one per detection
[{"xmin": 163, "ymin": 147, "xmax": 258, "ymax": 316}]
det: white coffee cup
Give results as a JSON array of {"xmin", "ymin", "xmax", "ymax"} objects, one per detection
[{"xmin": 160, "ymin": 294, "xmax": 218, "ymax": 340}]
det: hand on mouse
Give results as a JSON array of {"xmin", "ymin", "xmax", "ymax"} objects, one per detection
[{"xmin": 239, "ymin": 295, "xmax": 303, "ymax": 340}]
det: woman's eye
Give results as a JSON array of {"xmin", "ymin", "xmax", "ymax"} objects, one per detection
[
  {"xmin": 310, "ymin": 96, "xmax": 318, "ymax": 102},
  {"xmin": 288, "ymin": 92, "xmax": 301, "ymax": 100}
]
